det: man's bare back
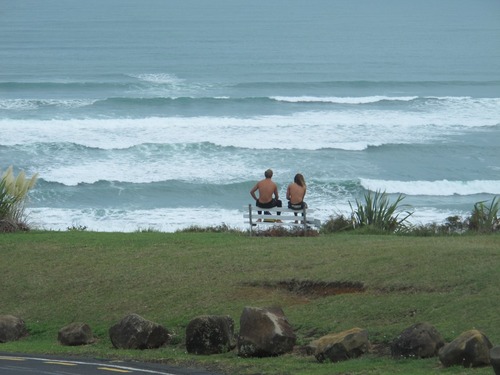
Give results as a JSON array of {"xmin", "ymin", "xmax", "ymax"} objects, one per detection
[
  {"xmin": 250, "ymin": 169, "xmax": 279, "ymax": 204},
  {"xmin": 250, "ymin": 178, "xmax": 278, "ymax": 204}
]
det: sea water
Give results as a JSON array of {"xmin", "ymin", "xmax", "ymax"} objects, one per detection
[{"xmin": 1, "ymin": 0, "xmax": 499, "ymax": 232}]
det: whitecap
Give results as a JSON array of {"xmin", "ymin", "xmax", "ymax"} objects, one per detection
[
  {"xmin": 271, "ymin": 95, "xmax": 418, "ymax": 104},
  {"xmin": 132, "ymin": 73, "xmax": 185, "ymax": 85},
  {"xmin": 360, "ymin": 178, "xmax": 500, "ymax": 196}
]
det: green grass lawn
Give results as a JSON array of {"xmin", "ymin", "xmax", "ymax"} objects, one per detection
[{"xmin": 1, "ymin": 231, "xmax": 499, "ymax": 374}]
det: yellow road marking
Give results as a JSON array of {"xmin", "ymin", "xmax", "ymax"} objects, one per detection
[
  {"xmin": 44, "ymin": 361, "xmax": 77, "ymax": 366},
  {"xmin": 98, "ymin": 367, "xmax": 132, "ymax": 373},
  {"xmin": 0, "ymin": 356, "xmax": 25, "ymax": 361}
]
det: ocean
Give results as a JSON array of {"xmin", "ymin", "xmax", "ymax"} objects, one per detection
[{"xmin": 1, "ymin": 0, "xmax": 499, "ymax": 232}]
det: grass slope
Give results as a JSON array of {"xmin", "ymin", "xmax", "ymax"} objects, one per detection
[{"xmin": 1, "ymin": 231, "xmax": 499, "ymax": 374}]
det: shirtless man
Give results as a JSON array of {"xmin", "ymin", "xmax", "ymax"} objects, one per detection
[{"xmin": 250, "ymin": 169, "xmax": 282, "ymax": 214}]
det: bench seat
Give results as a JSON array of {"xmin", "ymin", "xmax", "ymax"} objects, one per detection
[{"xmin": 243, "ymin": 204, "xmax": 321, "ymax": 232}]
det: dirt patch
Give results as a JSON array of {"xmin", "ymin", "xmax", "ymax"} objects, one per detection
[{"xmin": 243, "ymin": 279, "xmax": 365, "ymax": 298}]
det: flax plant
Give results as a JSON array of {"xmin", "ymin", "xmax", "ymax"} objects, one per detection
[
  {"xmin": 349, "ymin": 190, "xmax": 413, "ymax": 233},
  {"xmin": 467, "ymin": 197, "xmax": 500, "ymax": 233},
  {"xmin": 0, "ymin": 166, "xmax": 38, "ymax": 231}
]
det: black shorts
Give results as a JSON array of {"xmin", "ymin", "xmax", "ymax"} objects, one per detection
[
  {"xmin": 256, "ymin": 199, "xmax": 282, "ymax": 215},
  {"xmin": 256, "ymin": 199, "xmax": 282, "ymax": 209},
  {"xmin": 288, "ymin": 201, "xmax": 306, "ymax": 210}
]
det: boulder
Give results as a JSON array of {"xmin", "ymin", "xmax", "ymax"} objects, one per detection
[
  {"xmin": 309, "ymin": 327, "xmax": 370, "ymax": 363},
  {"xmin": 0, "ymin": 315, "xmax": 28, "ymax": 343},
  {"xmin": 185, "ymin": 315, "xmax": 235, "ymax": 355},
  {"xmin": 109, "ymin": 313, "xmax": 171, "ymax": 349},
  {"xmin": 490, "ymin": 346, "xmax": 500, "ymax": 375},
  {"xmin": 58, "ymin": 322, "xmax": 94, "ymax": 346},
  {"xmin": 439, "ymin": 329, "xmax": 492, "ymax": 368},
  {"xmin": 391, "ymin": 322, "xmax": 445, "ymax": 358},
  {"xmin": 237, "ymin": 306, "xmax": 296, "ymax": 357}
]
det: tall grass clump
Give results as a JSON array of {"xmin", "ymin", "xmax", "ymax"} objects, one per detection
[
  {"xmin": 349, "ymin": 190, "xmax": 413, "ymax": 233},
  {"xmin": 0, "ymin": 166, "xmax": 38, "ymax": 232},
  {"xmin": 467, "ymin": 197, "xmax": 500, "ymax": 233}
]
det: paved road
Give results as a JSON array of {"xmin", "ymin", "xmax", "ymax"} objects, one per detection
[{"xmin": 0, "ymin": 353, "xmax": 220, "ymax": 375}]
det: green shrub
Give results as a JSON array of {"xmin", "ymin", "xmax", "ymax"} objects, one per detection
[
  {"xmin": 0, "ymin": 166, "xmax": 38, "ymax": 232},
  {"xmin": 67, "ymin": 225, "xmax": 88, "ymax": 232},
  {"xmin": 403, "ymin": 223, "xmax": 441, "ymax": 237},
  {"xmin": 321, "ymin": 214, "xmax": 353, "ymax": 233},
  {"xmin": 406, "ymin": 216, "xmax": 466, "ymax": 237},
  {"xmin": 442, "ymin": 215, "xmax": 467, "ymax": 234},
  {"xmin": 467, "ymin": 197, "xmax": 499, "ymax": 233},
  {"xmin": 252, "ymin": 226, "xmax": 319, "ymax": 237},
  {"xmin": 176, "ymin": 223, "xmax": 241, "ymax": 233},
  {"xmin": 349, "ymin": 190, "xmax": 413, "ymax": 233}
]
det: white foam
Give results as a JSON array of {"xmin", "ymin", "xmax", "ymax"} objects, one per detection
[
  {"xmin": 2, "ymin": 93, "xmax": 499, "ymax": 151},
  {"xmin": 39, "ymin": 153, "xmax": 256, "ymax": 185},
  {"xmin": 27, "ymin": 201, "xmax": 463, "ymax": 233},
  {"xmin": 271, "ymin": 95, "xmax": 418, "ymax": 104},
  {"xmin": 407, "ymin": 207, "xmax": 469, "ymax": 226},
  {"xmin": 0, "ymin": 99, "xmax": 96, "ymax": 110},
  {"xmin": 29, "ymin": 207, "xmax": 246, "ymax": 232},
  {"xmin": 132, "ymin": 73, "xmax": 185, "ymax": 85},
  {"xmin": 1, "ymin": 106, "xmax": 494, "ymax": 152},
  {"xmin": 360, "ymin": 178, "xmax": 500, "ymax": 196}
]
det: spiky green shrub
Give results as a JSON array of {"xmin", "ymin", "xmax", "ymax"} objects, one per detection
[
  {"xmin": 349, "ymin": 190, "xmax": 413, "ymax": 233},
  {"xmin": 0, "ymin": 166, "xmax": 38, "ymax": 232},
  {"xmin": 467, "ymin": 197, "xmax": 499, "ymax": 233}
]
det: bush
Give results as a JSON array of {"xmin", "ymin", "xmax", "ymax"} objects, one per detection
[
  {"xmin": 405, "ymin": 223, "xmax": 442, "ymax": 237},
  {"xmin": 406, "ymin": 216, "xmax": 466, "ymax": 237},
  {"xmin": 252, "ymin": 226, "xmax": 319, "ymax": 237},
  {"xmin": 466, "ymin": 197, "xmax": 499, "ymax": 233},
  {"xmin": 176, "ymin": 223, "xmax": 241, "ymax": 234},
  {"xmin": 0, "ymin": 166, "xmax": 38, "ymax": 232},
  {"xmin": 349, "ymin": 190, "xmax": 413, "ymax": 233},
  {"xmin": 321, "ymin": 214, "xmax": 353, "ymax": 233}
]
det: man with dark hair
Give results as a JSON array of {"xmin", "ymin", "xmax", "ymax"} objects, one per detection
[{"xmin": 250, "ymin": 169, "xmax": 282, "ymax": 215}]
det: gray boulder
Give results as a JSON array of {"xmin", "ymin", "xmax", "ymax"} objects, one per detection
[
  {"xmin": 391, "ymin": 322, "xmax": 445, "ymax": 358},
  {"xmin": 490, "ymin": 346, "xmax": 500, "ymax": 375},
  {"xmin": 439, "ymin": 329, "xmax": 492, "ymax": 368},
  {"xmin": 185, "ymin": 315, "xmax": 236, "ymax": 355},
  {"xmin": 309, "ymin": 327, "xmax": 370, "ymax": 363},
  {"xmin": 0, "ymin": 315, "xmax": 28, "ymax": 343},
  {"xmin": 237, "ymin": 306, "xmax": 296, "ymax": 357},
  {"xmin": 58, "ymin": 322, "xmax": 94, "ymax": 346},
  {"xmin": 109, "ymin": 313, "xmax": 171, "ymax": 349}
]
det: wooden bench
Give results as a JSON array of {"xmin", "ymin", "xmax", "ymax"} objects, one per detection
[{"xmin": 243, "ymin": 204, "xmax": 321, "ymax": 233}]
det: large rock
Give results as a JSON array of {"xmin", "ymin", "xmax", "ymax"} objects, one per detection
[
  {"xmin": 58, "ymin": 322, "xmax": 94, "ymax": 346},
  {"xmin": 185, "ymin": 315, "xmax": 235, "ymax": 355},
  {"xmin": 439, "ymin": 329, "xmax": 492, "ymax": 368},
  {"xmin": 491, "ymin": 346, "xmax": 500, "ymax": 375},
  {"xmin": 309, "ymin": 327, "xmax": 370, "ymax": 363},
  {"xmin": 391, "ymin": 322, "xmax": 445, "ymax": 358},
  {"xmin": 0, "ymin": 315, "xmax": 28, "ymax": 343},
  {"xmin": 109, "ymin": 313, "xmax": 171, "ymax": 349},
  {"xmin": 237, "ymin": 306, "xmax": 296, "ymax": 357}
]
